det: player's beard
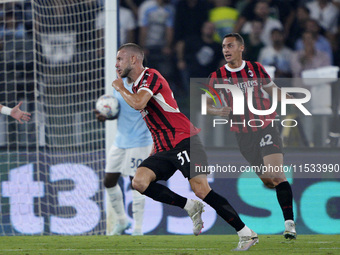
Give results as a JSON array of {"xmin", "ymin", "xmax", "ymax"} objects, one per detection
[{"xmin": 120, "ymin": 65, "xmax": 133, "ymax": 78}]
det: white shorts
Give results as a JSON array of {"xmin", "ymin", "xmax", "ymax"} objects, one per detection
[{"xmin": 105, "ymin": 144, "xmax": 153, "ymax": 176}]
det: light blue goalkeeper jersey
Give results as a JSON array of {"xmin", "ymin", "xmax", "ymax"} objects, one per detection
[{"xmin": 113, "ymin": 78, "xmax": 153, "ymax": 149}]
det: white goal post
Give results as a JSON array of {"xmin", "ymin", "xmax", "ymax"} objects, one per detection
[{"xmin": 104, "ymin": 0, "xmax": 118, "ymax": 236}]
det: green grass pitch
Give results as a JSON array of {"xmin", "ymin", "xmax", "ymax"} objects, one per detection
[{"xmin": 1, "ymin": 235, "xmax": 339, "ymax": 255}]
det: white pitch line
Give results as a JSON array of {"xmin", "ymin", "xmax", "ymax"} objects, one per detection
[
  {"xmin": 307, "ymin": 241, "xmax": 334, "ymax": 244},
  {"xmin": 0, "ymin": 248, "xmax": 218, "ymax": 252},
  {"xmin": 319, "ymin": 248, "xmax": 340, "ymax": 250}
]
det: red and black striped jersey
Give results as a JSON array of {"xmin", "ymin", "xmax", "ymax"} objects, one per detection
[
  {"xmin": 209, "ymin": 61, "xmax": 277, "ymax": 133},
  {"xmin": 133, "ymin": 68, "xmax": 200, "ymax": 152}
]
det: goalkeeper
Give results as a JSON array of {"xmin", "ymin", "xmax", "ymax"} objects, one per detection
[{"xmin": 95, "ymin": 77, "xmax": 153, "ymax": 236}]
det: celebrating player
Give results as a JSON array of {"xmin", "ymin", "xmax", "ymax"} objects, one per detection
[
  {"xmin": 206, "ymin": 33, "xmax": 296, "ymax": 239},
  {"xmin": 95, "ymin": 76, "xmax": 153, "ymax": 236},
  {"xmin": 0, "ymin": 102, "xmax": 31, "ymax": 123},
  {"xmin": 112, "ymin": 43, "xmax": 258, "ymax": 251}
]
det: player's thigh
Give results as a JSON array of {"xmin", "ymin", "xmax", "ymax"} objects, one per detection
[
  {"xmin": 133, "ymin": 166, "xmax": 157, "ymax": 192},
  {"xmin": 173, "ymin": 135, "xmax": 209, "ymax": 180},
  {"xmin": 138, "ymin": 152, "xmax": 177, "ymax": 181},
  {"xmin": 259, "ymin": 124, "xmax": 284, "ymax": 161},
  {"xmin": 124, "ymin": 144, "xmax": 153, "ymax": 177},
  {"xmin": 259, "ymin": 125, "xmax": 286, "ymax": 183},
  {"xmin": 236, "ymin": 132, "xmax": 263, "ymax": 167},
  {"xmin": 105, "ymin": 145, "xmax": 126, "ymax": 174}
]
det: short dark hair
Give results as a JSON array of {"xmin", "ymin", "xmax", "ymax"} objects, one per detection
[
  {"xmin": 118, "ymin": 43, "xmax": 144, "ymax": 59},
  {"xmin": 223, "ymin": 33, "xmax": 244, "ymax": 45}
]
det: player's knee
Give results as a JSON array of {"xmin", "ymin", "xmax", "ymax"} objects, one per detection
[
  {"xmin": 263, "ymin": 179, "xmax": 276, "ymax": 189},
  {"xmin": 272, "ymin": 178, "xmax": 286, "ymax": 187},
  {"xmin": 103, "ymin": 178, "xmax": 116, "ymax": 189},
  {"xmin": 190, "ymin": 180, "xmax": 210, "ymax": 199},
  {"xmin": 103, "ymin": 175, "xmax": 119, "ymax": 189},
  {"xmin": 193, "ymin": 189, "xmax": 208, "ymax": 200},
  {"xmin": 132, "ymin": 177, "xmax": 148, "ymax": 193}
]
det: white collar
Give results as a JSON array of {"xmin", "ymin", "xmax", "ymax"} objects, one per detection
[
  {"xmin": 134, "ymin": 67, "xmax": 149, "ymax": 86},
  {"xmin": 224, "ymin": 60, "xmax": 246, "ymax": 72}
]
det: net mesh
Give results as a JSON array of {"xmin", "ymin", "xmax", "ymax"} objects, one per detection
[{"xmin": 0, "ymin": 0, "xmax": 107, "ymax": 235}]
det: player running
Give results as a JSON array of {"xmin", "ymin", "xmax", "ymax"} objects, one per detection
[
  {"xmin": 112, "ymin": 43, "xmax": 258, "ymax": 251},
  {"xmin": 95, "ymin": 77, "xmax": 153, "ymax": 236},
  {"xmin": 206, "ymin": 33, "xmax": 296, "ymax": 240}
]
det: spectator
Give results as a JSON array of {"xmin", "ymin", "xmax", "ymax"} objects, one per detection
[
  {"xmin": 96, "ymin": 1, "xmax": 136, "ymax": 47},
  {"xmin": 239, "ymin": 0, "xmax": 283, "ymax": 45},
  {"xmin": 287, "ymin": 5, "xmax": 311, "ymax": 48},
  {"xmin": 258, "ymin": 28, "xmax": 293, "ymax": 78},
  {"xmin": 0, "ymin": 6, "xmax": 32, "ymax": 146},
  {"xmin": 0, "ymin": 8, "xmax": 25, "ymax": 39},
  {"xmin": 295, "ymin": 18, "xmax": 333, "ymax": 63},
  {"xmin": 122, "ymin": 0, "xmax": 145, "ymax": 17},
  {"xmin": 290, "ymin": 31, "xmax": 331, "ymax": 78},
  {"xmin": 176, "ymin": 21, "xmax": 223, "ymax": 92},
  {"xmin": 0, "ymin": 8, "xmax": 27, "ymax": 80},
  {"xmin": 209, "ymin": 0, "xmax": 239, "ymax": 43},
  {"xmin": 234, "ymin": 0, "xmax": 253, "ymax": 14},
  {"xmin": 138, "ymin": 0, "xmax": 175, "ymax": 79},
  {"xmin": 306, "ymin": 0, "xmax": 339, "ymax": 38},
  {"xmin": 22, "ymin": 1, "xmax": 33, "ymax": 33},
  {"xmin": 333, "ymin": 0, "xmax": 340, "ymax": 9},
  {"xmin": 241, "ymin": 18, "xmax": 265, "ymax": 61},
  {"xmin": 234, "ymin": 0, "xmax": 293, "ymax": 38},
  {"xmin": 174, "ymin": 0, "xmax": 209, "ymax": 44}
]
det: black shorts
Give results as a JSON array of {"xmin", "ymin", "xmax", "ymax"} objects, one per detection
[
  {"xmin": 139, "ymin": 135, "xmax": 208, "ymax": 181},
  {"xmin": 236, "ymin": 123, "xmax": 283, "ymax": 168}
]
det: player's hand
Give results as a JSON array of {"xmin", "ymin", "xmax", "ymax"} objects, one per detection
[
  {"xmin": 94, "ymin": 109, "xmax": 107, "ymax": 122},
  {"xmin": 112, "ymin": 70, "xmax": 124, "ymax": 92},
  {"xmin": 10, "ymin": 101, "xmax": 31, "ymax": 124},
  {"xmin": 217, "ymin": 106, "xmax": 232, "ymax": 117}
]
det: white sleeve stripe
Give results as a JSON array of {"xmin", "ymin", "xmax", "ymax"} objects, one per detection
[
  {"xmin": 139, "ymin": 87, "xmax": 153, "ymax": 96},
  {"xmin": 263, "ymin": 81, "xmax": 274, "ymax": 88}
]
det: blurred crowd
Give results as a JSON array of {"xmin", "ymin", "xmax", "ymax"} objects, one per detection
[
  {"xmin": 112, "ymin": 0, "xmax": 340, "ymax": 97},
  {"xmin": 0, "ymin": 0, "xmax": 339, "ymax": 97},
  {"xmin": 0, "ymin": 0, "xmax": 339, "ymax": 147}
]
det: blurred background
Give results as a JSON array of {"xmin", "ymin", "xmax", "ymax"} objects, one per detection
[{"xmin": 1, "ymin": 0, "xmax": 339, "ymax": 148}]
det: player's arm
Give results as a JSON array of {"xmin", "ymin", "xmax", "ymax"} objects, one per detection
[
  {"xmin": 0, "ymin": 102, "xmax": 31, "ymax": 123},
  {"xmin": 112, "ymin": 78, "xmax": 152, "ymax": 111},
  {"xmin": 206, "ymin": 97, "xmax": 232, "ymax": 117},
  {"xmin": 263, "ymin": 82, "xmax": 294, "ymax": 101}
]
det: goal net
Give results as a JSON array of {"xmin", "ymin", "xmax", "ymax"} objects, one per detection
[{"xmin": 0, "ymin": 0, "xmax": 108, "ymax": 235}]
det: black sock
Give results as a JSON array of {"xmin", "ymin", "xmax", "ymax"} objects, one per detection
[
  {"xmin": 143, "ymin": 182, "xmax": 187, "ymax": 209},
  {"xmin": 203, "ymin": 190, "xmax": 245, "ymax": 231},
  {"xmin": 276, "ymin": 181, "xmax": 294, "ymax": 221}
]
